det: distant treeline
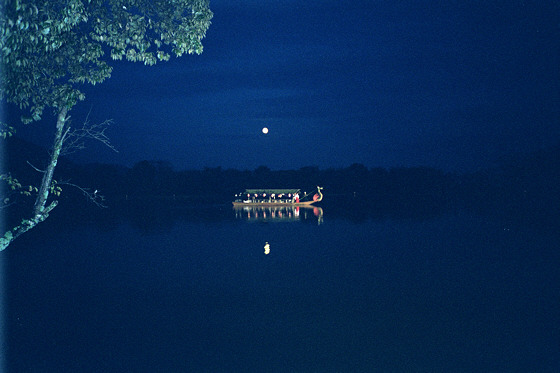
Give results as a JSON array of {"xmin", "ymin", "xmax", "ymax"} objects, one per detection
[{"xmin": 4, "ymin": 137, "xmax": 560, "ymax": 220}]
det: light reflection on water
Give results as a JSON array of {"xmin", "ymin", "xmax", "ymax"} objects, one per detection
[
  {"xmin": 234, "ymin": 205, "xmax": 324, "ymax": 225},
  {"xmin": 4, "ymin": 207, "xmax": 560, "ymax": 371}
]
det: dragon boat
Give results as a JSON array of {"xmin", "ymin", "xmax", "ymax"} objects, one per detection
[{"xmin": 232, "ymin": 186, "xmax": 323, "ymax": 207}]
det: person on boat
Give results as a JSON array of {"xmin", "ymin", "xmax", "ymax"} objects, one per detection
[{"xmin": 294, "ymin": 193, "xmax": 300, "ymax": 203}]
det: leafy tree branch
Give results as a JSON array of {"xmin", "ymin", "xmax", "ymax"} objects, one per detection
[{"xmin": 0, "ymin": 0, "xmax": 213, "ymax": 251}]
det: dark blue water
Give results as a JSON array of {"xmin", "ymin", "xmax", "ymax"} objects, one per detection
[{"xmin": 3, "ymin": 206, "xmax": 559, "ymax": 372}]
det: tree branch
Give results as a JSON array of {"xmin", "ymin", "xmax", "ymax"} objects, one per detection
[
  {"xmin": 58, "ymin": 180, "xmax": 108, "ymax": 208},
  {"xmin": 0, "ymin": 200, "xmax": 58, "ymax": 252},
  {"xmin": 27, "ymin": 161, "xmax": 46, "ymax": 173},
  {"xmin": 61, "ymin": 111, "xmax": 118, "ymax": 156}
]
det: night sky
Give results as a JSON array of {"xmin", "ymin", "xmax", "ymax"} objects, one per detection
[{"xmin": 12, "ymin": 0, "xmax": 560, "ymax": 172}]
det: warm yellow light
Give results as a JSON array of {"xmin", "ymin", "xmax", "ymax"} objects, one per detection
[
  {"xmin": 262, "ymin": 127, "xmax": 269, "ymax": 134},
  {"xmin": 264, "ymin": 242, "xmax": 270, "ymax": 255}
]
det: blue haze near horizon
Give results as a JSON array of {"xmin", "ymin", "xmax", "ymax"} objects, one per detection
[
  {"xmin": 8, "ymin": 0, "xmax": 560, "ymax": 172},
  {"xmin": 4, "ymin": 207, "xmax": 559, "ymax": 371}
]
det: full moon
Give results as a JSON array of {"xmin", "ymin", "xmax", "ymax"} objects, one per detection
[{"xmin": 262, "ymin": 127, "xmax": 269, "ymax": 134}]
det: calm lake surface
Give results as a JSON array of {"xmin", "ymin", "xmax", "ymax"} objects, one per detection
[{"xmin": 3, "ymin": 204, "xmax": 559, "ymax": 372}]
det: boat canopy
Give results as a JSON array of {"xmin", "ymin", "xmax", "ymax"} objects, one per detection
[{"xmin": 243, "ymin": 189, "xmax": 300, "ymax": 195}]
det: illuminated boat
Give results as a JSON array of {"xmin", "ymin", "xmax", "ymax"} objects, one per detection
[{"xmin": 232, "ymin": 186, "xmax": 323, "ymax": 206}]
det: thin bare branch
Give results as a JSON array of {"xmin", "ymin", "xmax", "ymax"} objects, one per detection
[
  {"xmin": 58, "ymin": 180, "xmax": 108, "ymax": 208},
  {"xmin": 61, "ymin": 110, "xmax": 118, "ymax": 156},
  {"xmin": 0, "ymin": 200, "xmax": 16, "ymax": 210},
  {"xmin": 27, "ymin": 161, "xmax": 46, "ymax": 173}
]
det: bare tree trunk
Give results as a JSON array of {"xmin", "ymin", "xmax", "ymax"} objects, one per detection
[
  {"xmin": 0, "ymin": 107, "xmax": 68, "ymax": 251},
  {"xmin": 33, "ymin": 107, "xmax": 68, "ymax": 215}
]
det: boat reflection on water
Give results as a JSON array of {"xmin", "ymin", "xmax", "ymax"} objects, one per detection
[{"xmin": 234, "ymin": 205, "xmax": 323, "ymax": 225}]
